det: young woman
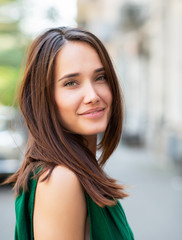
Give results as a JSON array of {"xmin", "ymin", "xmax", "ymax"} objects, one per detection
[{"xmin": 7, "ymin": 27, "xmax": 134, "ymax": 240}]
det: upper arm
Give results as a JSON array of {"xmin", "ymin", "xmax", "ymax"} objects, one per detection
[{"xmin": 33, "ymin": 166, "xmax": 87, "ymax": 240}]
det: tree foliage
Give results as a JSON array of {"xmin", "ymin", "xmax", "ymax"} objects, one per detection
[
  {"xmin": 0, "ymin": 0, "xmax": 28, "ymax": 106},
  {"xmin": 0, "ymin": 66, "xmax": 21, "ymax": 106}
]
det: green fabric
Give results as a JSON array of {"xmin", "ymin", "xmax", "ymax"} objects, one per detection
[
  {"xmin": 15, "ymin": 177, "xmax": 134, "ymax": 240},
  {"xmin": 86, "ymin": 194, "xmax": 134, "ymax": 240},
  {"xmin": 15, "ymin": 176, "xmax": 37, "ymax": 240}
]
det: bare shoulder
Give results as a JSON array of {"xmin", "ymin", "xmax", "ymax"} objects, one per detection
[
  {"xmin": 36, "ymin": 165, "xmax": 84, "ymax": 203},
  {"xmin": 33, "ymin": 165, "xmax": 87, "ymax": 240},
  {"xmin": 39, "ymin": 165, "xmax": 82, "ymax": 191}
]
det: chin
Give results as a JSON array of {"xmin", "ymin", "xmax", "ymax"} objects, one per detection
[{"xmin": 81, "ymin": 126, "xmax": 107, "ymax": 136}]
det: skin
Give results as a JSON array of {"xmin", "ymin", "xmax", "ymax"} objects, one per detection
[
  {"xmin": 33, "ymin": 166, "xmax": 87, "ymax": 240},
  {"xmin": 33, "ymin": 41, "xmax": 112, "ymax": 240},
  {"xmin": 54, "ymin": 41, "xmax": 112, "ymax": 139}
]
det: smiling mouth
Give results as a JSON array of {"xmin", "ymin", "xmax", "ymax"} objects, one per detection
[{"xmin": 79, "ymin": 108, "xmax": 105, "ymax": 118}]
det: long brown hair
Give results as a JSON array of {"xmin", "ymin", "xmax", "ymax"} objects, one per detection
[{"xmin": 6, "ymin": 27, "xmax": 128, "ymax": 207}]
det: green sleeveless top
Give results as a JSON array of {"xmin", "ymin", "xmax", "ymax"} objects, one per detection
[{"xmin": 14, "ymin": 176, "xmax": 134, "ymax": 240}]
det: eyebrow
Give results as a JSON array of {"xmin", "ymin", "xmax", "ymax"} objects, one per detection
[{"xmin": 57, "ymin": 67, "xmax": 105, "ymax": 82}]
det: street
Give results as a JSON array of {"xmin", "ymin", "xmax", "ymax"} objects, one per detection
[
  {"xmin": 0, "ymin": 185, "xmax": 15, "ymax": 240},
  {"xmin": 105, "ymin": 145, "xmax": 182, "ymax": 240},
  {"xmin": 0, "ymin": 145, "xmax": 182, "ymax": 240}
]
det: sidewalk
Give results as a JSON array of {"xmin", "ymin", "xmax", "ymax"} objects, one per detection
[{"xmin": 105, "ymin": 144, "xmax": 182, "ymax": 240}]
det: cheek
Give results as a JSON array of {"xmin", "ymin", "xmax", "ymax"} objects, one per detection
[
  {"xmin": 54, "ymin": 90, "xmax": 81, "ymax": 117},
  {"xmin": 54, "ymin": 90, "xmax": 68, "ymax": 118},
  {"xmin": 101, "ymin": 85, "xmax": 112, "ymax": 106}
]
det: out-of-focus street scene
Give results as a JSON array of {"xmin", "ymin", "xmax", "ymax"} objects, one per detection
[{"xmin": 0, "ymin": 0, "xmax": 182, "ymax": 239}]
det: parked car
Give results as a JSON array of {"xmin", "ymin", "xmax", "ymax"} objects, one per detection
[{"xmin": 0, "ymin": 106, "xmax": 27, "ymax": 178}]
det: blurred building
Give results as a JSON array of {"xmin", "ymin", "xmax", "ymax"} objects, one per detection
[
  {"xmin": 77, "ymin": 0, "xmax": 182, "ymax": 163},
  {"xmin": 146, "ymin": 0, "xmax": 182, "ymax": 163}
]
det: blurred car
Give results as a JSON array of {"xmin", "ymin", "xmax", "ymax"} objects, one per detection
[
  {"xmin": 0, "ymin": 106, "xmax": 27, "ymax": 178},
  {"xmin": 121, "ymin": 113, "xmax": 146, "ymax": 147}
]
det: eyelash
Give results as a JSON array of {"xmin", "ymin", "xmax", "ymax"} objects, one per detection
[
  {"xmin": 64, "ymin": 81, "xmax": 77, "ymax": 87},
  {"xmin": 63, "ymin": 74, "xmax": 107, "ymax": 87},
  {"xmin": 96, "ymin": 74, "xmax": 107, "ymax": 81}
]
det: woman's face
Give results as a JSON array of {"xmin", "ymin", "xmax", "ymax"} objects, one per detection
[{"xmin": 54, "ymin": 41, "xmax": 112, "ymax": 136}]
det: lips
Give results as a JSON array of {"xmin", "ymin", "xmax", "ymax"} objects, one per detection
[
  {"xmin": 79, "ymin": 107, "xmax": 105, "ymax": 115},
  {"xmin": 78, "ymin": 107, "xmax": 105, "ymax": 119}
]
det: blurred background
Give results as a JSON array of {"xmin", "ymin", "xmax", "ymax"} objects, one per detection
[{"xmin": 0, "ymin": 0, "xmax": 182, "ymax": 239}]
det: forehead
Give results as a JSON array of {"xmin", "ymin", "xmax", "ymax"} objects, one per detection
[{"xmin": 55, "ymin": 41, "xmax": 103, "ymax": 75}]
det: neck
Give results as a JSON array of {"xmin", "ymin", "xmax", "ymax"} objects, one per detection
[{"xmin": 83, "ymin": 135, "xmax": 97, "ymax": 156}]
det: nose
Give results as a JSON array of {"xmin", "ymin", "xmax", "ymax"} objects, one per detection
[{"xmin": 83, "ymin": 82, "xmax": 100, "ymax": 104}]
